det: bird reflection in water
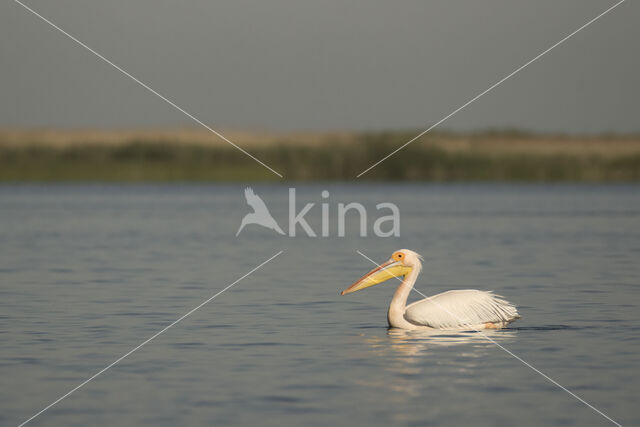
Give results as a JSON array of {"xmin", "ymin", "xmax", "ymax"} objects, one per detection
[
  {"xmin": 387, "ymin": 328, "xmax": 516, "ymax": 352},
  {"xmin": 358, "ymin": 328, "xmax": 517, "ymax": 400}
]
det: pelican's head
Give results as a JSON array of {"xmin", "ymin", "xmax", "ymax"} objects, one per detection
[{"xmin": 341, "ymin": 249, "xmax": 423, "ymax": 296}]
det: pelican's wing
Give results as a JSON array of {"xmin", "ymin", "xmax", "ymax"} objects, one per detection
[
  {"xmin": 244, "ymin": 187, "xmax": 269, "ymax": 212},
  {"xmin": 404, "ymin": 290, "xmax": 520, "ymax": 329}
]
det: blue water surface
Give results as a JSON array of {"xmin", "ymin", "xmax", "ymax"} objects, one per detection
[{"xmin": 1, "ymin": 183, "xmax": 638, "ymax": 426}]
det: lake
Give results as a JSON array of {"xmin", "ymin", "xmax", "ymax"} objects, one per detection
[{"xmin": 1, "ymin": 183, "xmax": 638, "ymax": 426}]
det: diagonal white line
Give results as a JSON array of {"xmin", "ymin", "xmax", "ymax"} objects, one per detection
[
  {"xmin": 356, "ymin": 0, "xmax": 626, "ymax": 178},
  {"xmin": 355, "ymin": 250, "xmax": 622, "ymax": 427},
  {"xmin": 18, "ymin": 250, "xmax": 284, "ymax": 427},
  {"xmin": 13, "ymin": 0, "xmax": 283, "ymax": 178}
]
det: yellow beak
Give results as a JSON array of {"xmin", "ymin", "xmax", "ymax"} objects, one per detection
[{"xmin": 341, "ymin": 259, "xmax": 412, "ymax": 295}]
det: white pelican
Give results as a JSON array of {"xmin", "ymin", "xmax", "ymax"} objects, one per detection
[{"xmin": 341, "ymin": 249, "xmax": 520, "ymax": 330}]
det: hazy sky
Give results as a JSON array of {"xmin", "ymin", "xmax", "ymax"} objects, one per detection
[{"xmin": 1, "ymin": 0, "xmax": 638, "ymax": 134}]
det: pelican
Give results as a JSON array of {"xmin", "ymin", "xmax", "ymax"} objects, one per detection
[
  {"xmin": 236, "ymin": 187, "xmax": 285, "ymax": 236},
  {"xmin": 341, "ymin": 249, "xmax": 520, "ymax": 330}
]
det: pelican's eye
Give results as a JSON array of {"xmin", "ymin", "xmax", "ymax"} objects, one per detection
[{"xmin": 393, "ymin": 252, "xmax": 404, "ymax": 261}]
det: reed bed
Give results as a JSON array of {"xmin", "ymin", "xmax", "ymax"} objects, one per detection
[{"xmin": 1, "ymin": 129, "xmax": 638, "ymax": 181}]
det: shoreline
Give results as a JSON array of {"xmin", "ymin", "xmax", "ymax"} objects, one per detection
[{"xmin": 1, "ymin": 128, "xmax": 639, "ymax": 182}]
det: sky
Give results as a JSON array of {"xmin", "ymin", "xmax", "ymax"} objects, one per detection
[{"xmin": 1, "ymin": 0, "xmax": 638, "ymax": 134}]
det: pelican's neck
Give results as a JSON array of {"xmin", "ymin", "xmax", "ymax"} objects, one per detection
[{"xmin": 387, "ymin": 267, "xmax": 420, "ymax": 329}]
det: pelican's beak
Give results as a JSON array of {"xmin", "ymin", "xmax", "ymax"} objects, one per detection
[{"xmin": 341, "ymin": 259, "xmax": 412, "ymax": 295}]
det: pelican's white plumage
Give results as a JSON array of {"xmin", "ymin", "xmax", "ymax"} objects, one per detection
[
  {"xmin": 341, "ymin": 249, "xmax": 520, "ymax": 330},
  {"xmin": 405, "ymin": 290, "xmax": 519, "ymax": 329}
]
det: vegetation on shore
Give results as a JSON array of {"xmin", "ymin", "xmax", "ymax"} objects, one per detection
[{"xmin": 1, "ymin": 129, "xmax": 639, "ymax": 181}]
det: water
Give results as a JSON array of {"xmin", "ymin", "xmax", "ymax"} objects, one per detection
[{"xmin": 1, "ymin": 183, "xmax": 639, "ymax": 426}]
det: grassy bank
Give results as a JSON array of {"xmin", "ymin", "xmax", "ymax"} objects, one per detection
[{"xmin": 1, "ymin": 129, "xmax": 639, "ymax": 181}]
